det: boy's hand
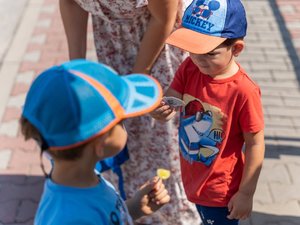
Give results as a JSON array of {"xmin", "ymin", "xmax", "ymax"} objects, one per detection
[
  {"xmin": 227, "ymin": 191, "xmax": 253, "ymax": 220},
  {"xmin": 150, "ymin": 101, "xmax": 177, "ymax": 121},
  {"xmin": 133, "ymin": 176, "xmax": 170, "ymax": 216}
]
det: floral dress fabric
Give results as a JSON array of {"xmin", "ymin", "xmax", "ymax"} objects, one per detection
[{"xmin": 74, "ymin": 0, "xmax": 200, "ymax": 224}]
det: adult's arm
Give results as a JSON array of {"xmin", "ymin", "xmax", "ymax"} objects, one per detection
[
  {"xmin": 59, "ymin": 0, "xmax": 88, "ymax": 59},
  {"xmin": 132, "ymin": 0, "xmax": 179, "ymax": 74}
]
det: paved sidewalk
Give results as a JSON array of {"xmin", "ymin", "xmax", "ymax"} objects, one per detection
[
  {"xmin": 0, "ymin": 0, "xmax": 28, "ymax": 62},
  {"xmin": 239, "ymin": 1, "xmax": 300, "ymax": 224},
  {"xmin": 0, "ymin": 0, "xmax": 300, "ymax": 224}
]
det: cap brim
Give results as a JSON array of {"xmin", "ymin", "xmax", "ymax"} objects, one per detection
[
  {"xmin": 60, "ymin": 59, "xmax": 163, "ymax": 119},
  {"xmin": 166, "ymin": 27, "xmax": 226, "ymax": 54},
  {"xmin": 121, "ymin": 74, "xmax": 163, "ymax": 117}
]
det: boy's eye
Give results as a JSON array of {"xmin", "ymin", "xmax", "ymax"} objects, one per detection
[{"xmin": 207, "ymin": 52, "xmax": 217, "ymax": 56}]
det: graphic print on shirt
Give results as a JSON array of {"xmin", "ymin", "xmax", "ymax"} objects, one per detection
[{"xmin": 179, "ymin": 94, "xmax": 225, "ymax": 166}]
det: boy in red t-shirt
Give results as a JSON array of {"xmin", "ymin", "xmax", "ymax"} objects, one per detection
[{"xmin": 151, "ymin": 0, "xmax": 265, "ymax": 224}]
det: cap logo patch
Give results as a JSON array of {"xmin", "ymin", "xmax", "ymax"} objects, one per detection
[
  {"xmin": 182, "ymin": 0, "xmax": 226, "ymax": 36},
  {"xmin": 184, "ymin": 15, "xmax": 215, "ymax": 32},
  {"xmin": 192, "ymin": 0, "xmax": 220, "ymax": 20}
]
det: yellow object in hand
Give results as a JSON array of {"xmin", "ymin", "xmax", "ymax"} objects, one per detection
[{"xmin": 156, "ymin": 168, "xmax": 171, "ymax": 180}]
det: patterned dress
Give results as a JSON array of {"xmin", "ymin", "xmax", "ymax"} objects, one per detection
[{"xmin": 74, "ymin": 0, "xmax": 200, "ymax": 224}]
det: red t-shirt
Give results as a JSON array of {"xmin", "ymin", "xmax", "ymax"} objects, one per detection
[{"xmin": 170, "ymin": 57, "xmax": 264, "ymax": 206}]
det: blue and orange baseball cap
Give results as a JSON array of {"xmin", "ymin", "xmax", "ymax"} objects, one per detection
[
  {"xmin": 22, "ymin": 59, "xmax": 163, "ymax": 150},
  {"xmin": 166, "ymin": 0, "xmax": 247, "ymax": 54}
]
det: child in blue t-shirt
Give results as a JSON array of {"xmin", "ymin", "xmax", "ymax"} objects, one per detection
[{"xmin": 20, "ymin": 59, "xmax": 169, "ymax": 225}]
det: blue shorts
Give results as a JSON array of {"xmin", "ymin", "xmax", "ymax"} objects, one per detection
[{"xmin": 196, "ymin": 204, "xmax": 239, "ymax": 225}]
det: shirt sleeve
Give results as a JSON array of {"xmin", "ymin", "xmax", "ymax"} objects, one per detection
[
  {"xmin": 239, "ymin": 86, "xmax": 264, "ymax": 133},
  {"xmin": 170, "ymin": 57, "xmax": 191, "ymax": 94}
]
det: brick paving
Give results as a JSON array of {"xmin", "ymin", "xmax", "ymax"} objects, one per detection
[
  {"xmin": 0, "ymin": 0, "xmax": 95, "ymax": 224},
  {"xmin": 0, "ymin": 0, "xmax": 300, "ymax": 224}
]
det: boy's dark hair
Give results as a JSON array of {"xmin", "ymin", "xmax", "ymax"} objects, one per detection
[
  {"xmin": 20, "ymin": 117, "xmax": 85, "ymax": 161},
  {"xmin": 222, "ymin": 38, "xmax": 244, "ymax": 47}
]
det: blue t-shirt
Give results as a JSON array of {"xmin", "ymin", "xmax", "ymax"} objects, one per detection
[{"xmin": 34, "ymin": 175, "xmax": 133, "ymax": 225}]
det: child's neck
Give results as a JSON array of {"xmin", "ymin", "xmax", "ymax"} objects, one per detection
[
  {"xmin": 208, "ymin": 61, "xmax": 239, "ymax": 80},
  {"xmin": 50, "ymin": 160, "xmax": 99, "ymax": 188}
]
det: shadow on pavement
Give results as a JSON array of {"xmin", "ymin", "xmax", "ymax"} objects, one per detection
[
  {"xmin": 241, "ymin": 211, "xmax": 300, "ymax": 225},
  {"xmin": 0, "ymin": 174, "xmax": 44, "ymax": 225},
  {"xmin": 269, "ymin": 0, "xmax": 300, "ymax": 84},
  {"xmin": 265, "ymin": 136, "xmax": 300, "ymax": 158}
]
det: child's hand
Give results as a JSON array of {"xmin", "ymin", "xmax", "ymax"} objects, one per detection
[
  {"xmin": 133, "ymin": 176, "xmax": 170, "ymax": 216},
  {"xmin": 227, "ymin": 191, "xmax": 253, "ymax": 220},
  {"xmin": 150, "ymin": 101, "xmax": 177, "ymax": 121}
]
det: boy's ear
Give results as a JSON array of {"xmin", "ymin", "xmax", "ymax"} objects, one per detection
[
  {"xmin": 91, "ymin": 134, "xmax": 107, "ymax": 159},
  {"xmin": 232, "ymin": 40, "xmax": 245, "ymax": 57}
]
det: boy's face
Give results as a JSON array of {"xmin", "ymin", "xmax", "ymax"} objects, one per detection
[
  {"xmin": 189, "ymin": 42, "xmax": 236, "ymax": 77},
  {"xmin": 100, "ymin": 122, "xmax": 127, "ymax": 159}
]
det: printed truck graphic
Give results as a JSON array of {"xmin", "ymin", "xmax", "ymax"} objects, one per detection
[{"xmin": 179, "ymin": 100, "xmax": 224, "ymax": 166}]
